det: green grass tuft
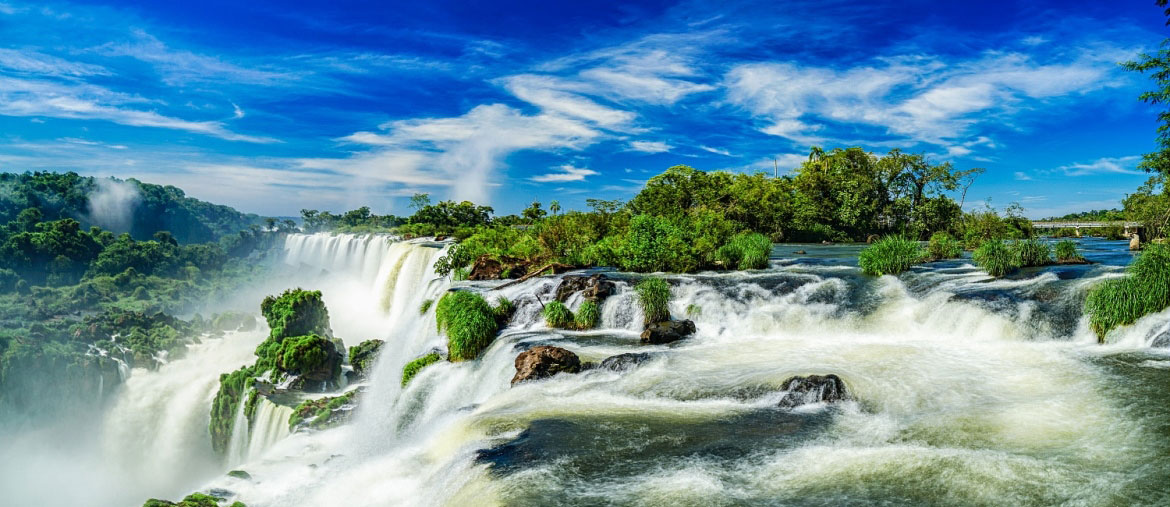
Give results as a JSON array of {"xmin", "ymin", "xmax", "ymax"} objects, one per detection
[
  {"xmin": 973, "ymin": 239, "xmax": 1019, "ymax": 277},
  {"xmin": 1013, "ymin": 238, "xmax": 1052, "ymax": 267},
  {"xmin": 401, "ymin": 353, "xmax": 442, "ymax": 386},
  {"xmin": 635, "ymin": 277, "xmax": 671, "ymax": 325},
  {"xmin": 543, "ymin": 300, "xmax": 574, "ymax": 329},
  {"xmin": 715, "ymin": 232, "xmax": 772, "ymax": 270},
  {"xmin": 493, "ymin": 296, "xmax": 515, "ymax": 327},
  {"xmin": 1054, "ymin": 240, "xmax": 1083, "ymax": 262},
  {"xmin": 927, "ymin": 232, "xmax": 962, "ymax": 260},
  {"xmin": 434, "ymin": 291, "xmax": 499, "ymax": 361},
  {"xmin": 574, "ymin": 300, "xmax": 601, "ymax": 329},
  {"xmin": 1085, "ymin": 244, "xmax": 1170, "ymax": 341},
  {"xmin": 858, "ymin": 236, "xmax": 925, "ymax": 276},
  {"xmin": 418, "ymin": 299, "xmax": 433, "ymax": 315},
  {"xmin": 685, "ymin": 303, "xmax": 702, "ymax": 318}
]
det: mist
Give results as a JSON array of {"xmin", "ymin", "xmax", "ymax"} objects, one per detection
[{"xmin": 87, "ymin": 178, "xmax": 141, "ymax": 233}]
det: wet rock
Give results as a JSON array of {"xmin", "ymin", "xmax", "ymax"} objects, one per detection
[
  {"xmin": 289, "ymin": 388, "xmax": 361, "ymax": 431},
  {"xmin": 1151, "ymin": 329, "xmax": 1170, "ymax": 348},
  {"xmin": 511, "ymin": 346, "xmax": 581, "ymax": 385},
  {"xmin": 794, "ymin": 250, "xmax": 806, "ymax": 255},
  {"xmin": 227, "ymin": 470, "xmax": 252, "ymax": 480},
  {"xmin": 347, "ymin": 339, "xmax": 384, "ymax": 379},
  {"xmin": 777, "ymin": 374, "xmax": 849, "ymax": 409},
  {"xmin": 469, "ymin": 255, "xmax": 530, "ymax": 280},
  {"xmin": 599, "ymin": 352, "xmax": 652, "ymax": 371},
  {"xmin": 555, "ymin": 274, "xmax": 616, "ymax": 303},
  {"xmin": 640, "ymin": 320, "xmax": 696, "ymax": 345}
]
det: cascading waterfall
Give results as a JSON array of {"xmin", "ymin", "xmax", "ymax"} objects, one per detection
[
  {"xmin": 225, "ymin": 399, "xmax": 250, "ymax": 466},
  {"xmin": 244, "ymin": 398, "xmax": 294, "ymax": 461}
]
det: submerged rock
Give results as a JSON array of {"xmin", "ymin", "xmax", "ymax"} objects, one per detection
[
  {"xmin": 777, "ymin": 374, "xmax": 849, "ymax": 409},
  {"xmin": 599, "ymin": 352, "xmax": 652, "ymax": 372},
  {"xmin": 640, "ymin": 320, "xmax": 696, "ymax": 344},
  {"xmin": 511, "ymin": 346, "xmax": 581, "ymax": 385},
  {"xmin": 555, "ymin": 274, "xmax": 616, "ymax": 303},
  {"xmin": 226, "ymin": 470, "xmax": 251, "ymax": 480},
  {"xmin": 1151, "ymin": 329, "xmax": 1170, "ymax": 348}
]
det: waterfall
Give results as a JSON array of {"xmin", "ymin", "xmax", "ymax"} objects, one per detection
[
  {"xmin": 225, "ymin": 398, "xmax": 250, "ymax": 466},
  {"xmin": 244, "ymin": 398, "xmax": 293, "ymax": 461}
]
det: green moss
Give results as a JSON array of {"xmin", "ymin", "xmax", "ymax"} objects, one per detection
[
  {"xmin": 435, "ymin": 291, "xmax": 500, "ymax": 361},
  {"xmin": 288, "ymin": 389, "xmax": 358, "ymax": 430},
  {"xmin": 685, "ymin": 304, "xmax": 702, "ymax": 318},
  {"xmin": 227, "ymin": 469, "xmax": 252, "ymax": 480},
  {"xmin": 715, "ymin": 232, "xmax": 772, "ymax": 269},
  {"xmin": 275, "ymin": 334, "xmax": 333, "ymax": 375},
  {"xmin": 260, "ymin": 288, "xmax": 332, "ymax": 342},
  {"xmin": 927, "ymin": 232, "xmax": 962, "ymax": 260},
  {"xmin": 635, "ymin": 277, "xmax": 671, "ymax": 326},
  {"xmin": 858, "ymin": 236, "xmax": 924, "ymax": 276},
  {"xmin": 493, "ymin": 296, "xmax": 515, "ymax": 327},
  {"xmin": 1085, "ymin": 244, "xmax": 1170, "ymax": 341},
  {"xmin": 418, "ymin": 298, "xmax": 434, "ymax": 315},
  {"xmin": 208, "ymin": 365, "xmax": 254, "ymax": 455},
  {"xmin": 973, "ymin": 239, "xmax": 1019, "ymax": 277},
  {"xmin": 142, "ymin": 492, "xmax": 226, "ymax": 507},
  {"xmin": 1013, "ymin": 238, "xmax": 1052, "ymax": 267},
  {"xmin": 543, "ymin": 301, "xmax": 574, "ymax": 329},
  {"xmin": 347, "ymin": 339, "xmax": 383, "ymax": 376},
  {"xmin": 574, "ymin": 301, "xmax": 601, "ymax": 329},
  {"xmin": 1054, "ymin": 240, "xmax": 1083, "ymax": 262},
  {"xmin": 401, "ymin": 353, "xmax": 442, "ymax": 386}
]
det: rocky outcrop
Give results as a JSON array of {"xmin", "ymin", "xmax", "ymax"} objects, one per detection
[
  {"xmin": 555, "ymin": 274, "xmax": 616, "ymax": 303},
  {"xmin": 511, "ymin": 346, "xmax": 581, "ymax": 385},
  {"xmin": 1151, "ymin": 329, "xmax": 1170, "ymax": 348},
  {"xmin": 599, "ymin": 352, "xmax": 652, "ymax": 372},
  {"xmin": 469, "ymin": 255, "xmax": 530, "ymax": 280},
  {"xmin": 288, "ymin": 388, "xmax": 361, "ymax": 431},
  {"xmin": 347, "ymin": 339, "xmax": 384, "ymax": 380},
  {"xmin": 640, "ymin": 320, "xmax": 696, "ymax": 344},
  {"xmin": 777, "ymin": 374, "xmax": 849, "ymax": 409}
]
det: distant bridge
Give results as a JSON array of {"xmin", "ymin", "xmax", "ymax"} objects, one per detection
[{"xmin": 1030, "ymin": 221, "xmax": 1140, "ymax": 229}]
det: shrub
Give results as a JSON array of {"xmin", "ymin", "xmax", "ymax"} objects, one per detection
[
  {"xmin": 543, "ymin": 301, "xmax": 574, "ymax": 329},
  {"xmin": 1085, "ymin": 244, "xmax": 1170, "ymax": 341},
  {"xmin": 927, "ymin": 232, "xmax": 962, "ymax": 260},
  {"xmin": 574, "ymin": 301, "xmax": 601, "ymax": 329},
  {"xmin": 401, "ymin": 353, "xmax": 442, "ymax": 386},
  {"xmin": 1054, "ymin": 240, "xmax": 1083, "ymax": 262},
  {"xmin": 635, "ymin": 277, "xmax": 671, "ymax": 325},
  {"xmin": 973, "ymin": 239, "xmax": 1019, "ymax": 277},
  {"xmin": 260, "ymin": 288, "xmax": 332, "ymax": 341},
  {"xmin": 275, "ymin": 334, "xmax": 335, "ymax": 376},
  {"xmin": 616, "ymin": 215, "xmax": 696, "ymax": 273},
  {"xmin": 858, "ymin": 236, "xmax": 924, "ymax": 276},
  {"xmin": 493, "ymin": 296, "xmax": 515, "ymax": 327},
  {"xmin": 419, "ymin": 299, "xmax": 433, "ymax": 315},
  {"xmin": 1013, "ymin": 239, "xmax": 1052, "ymax": 267},
  {"xmin": 435, "ymin": 291, "xmax": 499, "ymax": 361},
  {"xmin": 715, "ymin": 232, "xmax": 772, "ymax": 270}
]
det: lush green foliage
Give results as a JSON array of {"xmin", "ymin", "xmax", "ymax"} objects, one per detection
[
  {"xmin": 275, "ymin": 334, "xmax": 334, "ymax": 375},
  {"xmin": 685, "ymin": 304, "xmax": 702, "ymax": 318},
  {"xmin": 574, "ymin": 301, "xmax": 601, "ymax": 330},
  {"xmin": 401, "ymin": 353, "xmax": 442, "ymax": 387},
  {"xmin": 142, "ymin": 492, "xmax": 238, "ymax": 507},
  {"xmin": 1085, "ymin": 244, "xmax": 1170, "ymax": 341},
  {"xmin": 1042, "ymin": 209, "xmax": 1127, "ymax": 222},
  {"xmin": 973, "ymin": 239, "xmax": 1020, "ymax": 277},
  {"xmin": 288, "ymin": 389, "xmax": 357, "ymax": 430},
  {"xmin": 858, "ymin": 236, "xmax": 925, "ymax": 276},
  {"xmin": 435, "ymin": 291, "xmax": 501, "ymax": 361},
  {"xmin": 715, "ymin": 232, "xmax": 772, "ymax": 270},
  {"xmin": 209, "ymin": 366, "xmax": 254, "ymax": 455},
  {"xmin": 1013, "ymin": 239, "xmax": 1053, "ymax": 267},
  {"xmin": 1054, "ymin": 240, "xmax": 1083, "ymax": 262},
  {"xmin": 260, "ymin": 288, "xmax": 332, "ymax": 342},
  {"xmin": 958, "ymin": 202, "xmax": 1033, "ymax": 248},
  {"xmin": 927, "ymin": 232, "xmax": 963, "ymax": 260},
  {"xmin": 635, "ymin": 277, "xmax": 671, "ymax": 326},
  {"xmin": 543, "ymin": 301, "xmax": 574, "ymax": 329},
  {"xmin": 419, "ymin": 299, "xmax": 434, "ymax": 315}
]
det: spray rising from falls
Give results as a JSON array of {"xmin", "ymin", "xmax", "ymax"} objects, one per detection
[{"xmin": 195, "ymin": 239, "xmax": 1170, "ymax": 507}]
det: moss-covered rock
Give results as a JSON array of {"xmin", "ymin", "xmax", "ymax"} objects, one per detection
[
  {"xmin": 348, "ymin": 339, "xmax": 384, "ymax": 379},
  {"xmin": 142, "ymin": 492, "xmax": 240, "ymax": 507},
  {"xmin": 276, "ymin": 334, "xmax": 341, "ymax": 385},
  {"xmin": 401, "ymin": 353, "xmax": 442, "ymax": 386},
  {"xmin": 260, "ymin": 288, "xmax": 332, "ymax": 341},
  {"xmin": 227, "ymin": 469, "xmax": 252, "ymax": 480},
  {"xmin": 288, "ymin": 388, "xmax": 360, "ymax": 431},
  {"xmin": 208, "ymin": 365, "xmax": 255, "ymax": 455}
]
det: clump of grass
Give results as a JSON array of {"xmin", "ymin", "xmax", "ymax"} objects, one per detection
[
  {"xmin": 418, "ymin": 298, "xmax": 434, "ymax": 315},
  {"xmin": 435, "ymin": 291, "xmax": 499, "ymax": 361},
  {"xmin": 1054, "ymin": 240, "xmax": 1083, "ymax": 262},
  {"xmin": 635, "ymin": 277, "xmax": 671, "ymax": 325},
  {"xmin": 858, "ymin": 236, "xmax": 924, "ymax": 276},
  {"xmin": 685, "ymin": 304, "xmax": 702, "ymax": 318},
  {"xmin": 973, "ymin": 239, "xmax": 1020, "ymax": 277},
  {"xmin": 401, "ymin": 353, "xmax": 442, "ymax": 386},
  {"xmin": 542, "ymin": 301, "xmax": 574, "ymax": 329},
  {"xmin": 1013, "ymin": 238, "xmax": 1052, "ymax": 267},
  {"xmin": 927, "ymin": 232, "xmax": 962, "ymax": 260},
  {"xmin": 715, "ymin": 232, "xmax": 772, "ymax": 270},
  {"xmin": 574, "ymin": 301, "xmax": 601, "ymax": 329},
  {"xmin": 493, "ymin": 296, "xmax": 515, "ymax": 327},
  {"xmin": 1085, "ymin": 244, "xmax": 1170, "ymax": 341}
]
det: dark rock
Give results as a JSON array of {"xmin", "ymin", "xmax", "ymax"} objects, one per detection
[
  {"xmin": 348, "ymin": 339, "xmax": 384, "ymax": 379},
  {"xmin": 866, "ymin": 235, "xmax": 879, "ymax": 244},
  {"xmin": 511, "ymin": 346, "xmax": 581, "ymax": 385},
  {"xmin": 227, "ymin": 470, "xmax": 252, "ymax": 480},
  {"xmin": 1151, "ymin": 329, "xmax": 1170, "ymax": 348},
  {"xmin": 794, "ymin": 250, "xmax": 806, "ymax": 255},
  {"xmin": 555, "ymin": 274, "xmax": 616, "ymax": 303},
  {"xmin": 777, "ymin": 374, "xmax": 849, "ymax": 409},
  {"xmin": 640, "ymin": 320, "xmax": 696, "ymax": 345},
  {"xmin": 469, "ymin": 255, "xmax": 530, "ymax": 280},
  {"xmin": 599, "ymin": 352, "xmax": 652, "ymax": 371}
]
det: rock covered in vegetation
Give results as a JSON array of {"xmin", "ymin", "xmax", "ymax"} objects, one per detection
[
  {"xmin": 276, "ymin": 334, "xmax": 343, "ymax": 388},
  {"xmin": 435, "ymin": 290, "xmax": 508, "ymax": 361},
  {"xmin": 401, "ymin": 352, "xmax": 442, "ymax": 386},
  {"xmin": 511, "ymin": 346, "xmax": 581, "ymax": 385},
  {"xmin": 260, "ymin": 288, "xmax": 332, "ymax": 341},
  {"xmin": 226, "ymin": 470, "xmax": 251, "ymax": 480},
  {"xmin": 777, "ymin": 374, "xmax": 850, "ymax": 409},
  {"xmin": 288, "ymin": 388, "xmax": 361, "ymax": 431},
  {"xmin": 469, "ymin": 254, "xmax": 529, "ymax": 280},
  {"xmin": 640, "ymin": 320, "xmax": 696, "ymax": 344},
  {"xmin": 142, "ymin": 492, "xmax": 245, "ymax": 507},
  {"xmin": 347, "ymin": 339, "xmax": 384, "ymax": 380},
  {"xmin": 599, "ymin": 352, "xmax": 652, "ymax": 371},
  {"xmin": 555, "ymin": 274, "xmax": 615, "ymax": 303}
]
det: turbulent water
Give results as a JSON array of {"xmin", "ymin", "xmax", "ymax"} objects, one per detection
[{"xmin": 7, "ymin": 234, "xmax": 1170, "ymax": 506}]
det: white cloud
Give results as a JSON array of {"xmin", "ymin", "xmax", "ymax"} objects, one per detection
[
  {"xmin": 700, "ymin": 145, "xmax": 732, "ymax": 156},
  {"xmin": 500, "ymin": 74, "xmax": 634, "ymax": 127},
  {"xmin": 93, "ymin": 30, "xmax": 290, "ymax": 86},
  {"xmin": 1014, "ymin": 171, "xmax": 1033, "ymax": 181},
  {"xmin": 231, "ymin": 103, "xmax": 245, "ymax": 119},
  {"xmin": 531, "ymin": 164, "xmax": 599, "ymax": 183},
  {"xmin": 1056, "ymin": 155, "xmax": 1141, "ymax": 176},
  {"xmin": 629, "ymin": 140, "xmax": 671, "ymax": 153},
  {"xmin": 0, "ymin": 48, "xmax": 108, "ymax": 77}
]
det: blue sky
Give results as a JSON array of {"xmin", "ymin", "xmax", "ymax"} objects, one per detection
[{"xmin": 0, "ymin": 0, "xmax": 1164, "ymax": 217}]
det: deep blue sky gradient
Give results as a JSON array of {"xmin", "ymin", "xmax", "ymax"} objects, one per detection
[{"xmin": 0, "ymin": 0, "xmax": 1165, "ymax": 217}]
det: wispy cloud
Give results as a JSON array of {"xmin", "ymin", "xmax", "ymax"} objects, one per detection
[
  {"xmin": 1055, "ymin": 155, "xmax": 1142, "ymax": 176},
  {"xmin": 531, "ymin": 164, "xmax": 599, "ymax": 183},
  {"xmin": 629, "ymin": 140, "xmax": 671, "ymax": 153},
  {"xmin": 0, "ymin": 48, "xmax": 108, "ymax": 77},
  {"xmin": 700, "ymin": 145, "xmax": 732, "ymax": 156},
  {"xmin": 1014, "ymin": 171, "xmax": 1032, "ymax": 181}
]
